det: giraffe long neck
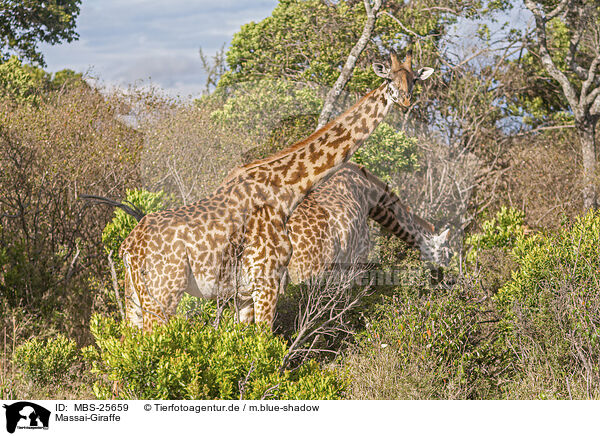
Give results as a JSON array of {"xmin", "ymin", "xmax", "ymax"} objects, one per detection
[
  {"xmin": 355, "ymin": 165, "xmax": 434, "ymax": 249},
  {"xmin": 241, "ymin": 83, "xmax": 391, "ymax": 214}
]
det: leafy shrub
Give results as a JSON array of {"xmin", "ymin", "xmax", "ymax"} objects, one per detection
[
  {"xmin": 0, "ymin": 57, "xmax": 40, "ymax": 103},
  {"xmin": 0, "ymin": 57, "xmax": 85, "ymax": 104},
  {"xmin": 210, "ymin": 78, "xmax": 323, "ymax": 144},
  {"xmin": 496, "ymin": 211, "xmax": 600, "ymax": 398},
  {"xmin": 465, "ymin": 206, "xmax": 526, "ymax": 263},
  {"xmin": 352, "ymin": 122, "xmax": 419, "ymax": 184},
  {"xmin": 14, "ymin": 334, "xmax": 79, "ymax": 385},
  {"xmin": 463, "ymin": 207, "xmax": 525, "ymax": 294},
  {"xmin": 176, "ymin": 293, "xmax": 211, "ymax": 319},
  {"xmin": 84, "ymin": 310, "xmax": 346, "ymax": 400},
  {"xmin": 241, "ymin": 114, "xmax": 318, "ymax": 164}
]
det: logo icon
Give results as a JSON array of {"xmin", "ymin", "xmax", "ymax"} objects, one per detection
[{"xmin": 2, "ymin": 402, "xmax": 50, "ymax": 434}]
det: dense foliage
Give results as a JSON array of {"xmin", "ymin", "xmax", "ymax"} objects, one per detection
[
  {"xmin": 345, "ymin": 284, "xmax": 507, "ymax": 399},
  {"xmin": 0, "ymin": 82, "xmax": 141, "ymax": 344},
  {"xmin": 0, "ymin": 56, "xmax": 84, "ymax": 103},
  {"xmin": 13, "ymin": 334, "xmax": 79, "ymax": 385},
  {"xmin": 84, "ymin": 309, "xmax": 346, "ymax": 400},
  {"xmin": 493, "ymin": 212, "xmax": 600, "ymax": 398},
  {"xmin": 0, "ymin": 0, "xmax": 81, "ymax": 66},
  {"xmin": 465, "ymin": 207, "xmax": 526, "ymax": 263}
]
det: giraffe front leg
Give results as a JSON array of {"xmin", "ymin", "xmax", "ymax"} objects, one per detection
[
  {"xmin": 243, "ymin": 254, "xmax": 290, "ymax": 329},
  {"xmin": 236, "ymin": 297, "xmax": 255, "ymax": 324},
  {"xmin": 239, "ymin": 207, "xmax": 292, "ymax": 329},
  {"xmin": 252, "ymin": 276, "xmax": 282, "ymax": 328}
]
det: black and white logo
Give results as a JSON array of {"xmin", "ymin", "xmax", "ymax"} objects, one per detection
[{"xmin": 3, "ymin": 402, "xmax": 50, "ymax": 434}]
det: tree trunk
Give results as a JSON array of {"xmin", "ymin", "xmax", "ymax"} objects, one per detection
[{"xmin": 578, "ymin": 117, "xmax": 598, "ymax": 210}]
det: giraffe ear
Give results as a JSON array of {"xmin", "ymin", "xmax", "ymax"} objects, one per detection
[
  {"xmin": 372, "ymin": 62, "xmax": 391, "ymax": 79},
  {"xmin": 402, "ymin": 49, "xmax": 413, "ymax": 69},
  {"xmin": 439, "ymin": 228, "xmax": 450, "ymax": 241},
  {"xmin": 415, "ymin": 67, "xmax": 434, "ymax": 81}
]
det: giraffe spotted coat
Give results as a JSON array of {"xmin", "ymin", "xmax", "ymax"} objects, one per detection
[
  {"xmin": 119, "ymin": 52, "xmax": 434, "ymax": 330},
  {"xmin": 287, "ymin": 162, "xmax": 452, "ymax": 284}
]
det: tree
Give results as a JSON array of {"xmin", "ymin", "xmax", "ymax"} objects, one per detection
[
  {"xmin": 220, "ymin": 0, "xmax": 511, "ymax": 131},
  {"xmin": 523, "ymin": 0, "xmax": 600, "ymax": 210},
  {"xmin": 220, "ymin": 0, "xmax": 465, "ymax": 94},
  {"xmin": 0, "ymin": 0, "xmax": 81, "ymax": 66}
]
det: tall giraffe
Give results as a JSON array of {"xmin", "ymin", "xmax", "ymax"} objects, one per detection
[
  {"xmin": 119, "ymin": 51, "xmax": 434, "ymax": 330},
  {"xmin": 286, "ymin": 162, "xmax": 452, "ymax": 284}
]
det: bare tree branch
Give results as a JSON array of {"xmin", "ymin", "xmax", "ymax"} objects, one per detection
[
  {"xmin": 545, "ymin": 0, "xmax": 570, "ymax": 21},
  {"xmin": 582, "ymin": 54, "xmax": 600, "ymax": 106},
  {"xmin": 238, "ymin": 360, "xmax": 256, "ymax": 400},
  {"xmin": 524, "ymin": 0, "xmax": 579, "ymax": 113},
  {"xmin": 280, "ymin": 261, "xmax": 373, "ymax": 371},
  {"xmin": 317, "ymin": 0, "xmax": 384, "ymax": 128},
  {"xmin": 382, "ymin": 11, "xmax": 423, "ymax": 40},
  {"xmin": 591, "ymin": 92, "xmax": 600, "ymax": 116},
  {"xmin": 566, "ymin": 13, "xmax": 588, "ymax": 80}
]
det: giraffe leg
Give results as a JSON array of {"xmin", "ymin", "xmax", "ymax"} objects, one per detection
[
  {"xmin": 123, "ymin": 248, "xmax": 188, "ymax": 331},
  {"xmin": 237, "ymin": 297, "xmax": 255, "ymax": 324},
  {"xmin": 241, "ymin": 215, "xmax": 292, "ymax": 329},
  {"xmin": 251, "ymin": 276, "xmax": 283, "ymax": 328}
]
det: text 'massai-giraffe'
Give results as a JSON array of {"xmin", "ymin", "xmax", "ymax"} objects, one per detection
[
  {"xmin": 286, "ymin": 162, "xmax": 452, "ymax": 284},
  {"xmin": 119, "ymin": 51, "xmax": 434, "ymax": 330}
]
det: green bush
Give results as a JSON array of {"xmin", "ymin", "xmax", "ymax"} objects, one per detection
[
  {"xmin": 14, "ymin": 334, "xmax": 79, "ymax": 385},
  {"xmin": 176, "ymin": 293, "xmax": 212, "ymax": 319},
  {"xmin": 462, "ymin": 207, "xmax": 525, "ymax": 294},
  {"xmin": 352, "ymin": 122, "xmax": 419, "ymax": 184},
  {"xmin": 496, "ymin": 211, "xmax": 600, "ymax": 398},
  {"xmin": 497, "ymin": 211, "xmax": 600, "ymax": 325},
  {"xmin": 465, "ymin": 206, "xmax": 526, "ymax": 263},
  {"xmin": 210, "ymin": 79, "xmax": 322, "ymax": 143},
  {"xmin": 84, "ymin": 310, "xmax": 346, "ymax": 400},
  {"xmin": 0, "ymin": 57, "xmax": 40, "ymax": 103},
  {"xmin": 0, "ymin": 57, "xmax": 85, "ymax": 104}
]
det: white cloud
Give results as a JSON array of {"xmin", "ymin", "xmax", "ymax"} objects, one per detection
[{"xmin": 39, "ymin": 0, "xmax": 277, "ymax": 97}]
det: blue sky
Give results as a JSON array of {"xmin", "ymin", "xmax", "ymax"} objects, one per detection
[{"xmin": 39, "ymin": 0, "xmax": 279, "ymax": 98}]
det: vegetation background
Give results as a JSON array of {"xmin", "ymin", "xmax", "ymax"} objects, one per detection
[{"xmin": 1, "ymin": 0, "xmax": 600, "ymax": 400}]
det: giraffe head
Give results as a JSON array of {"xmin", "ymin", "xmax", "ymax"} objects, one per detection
[
  {"xmin": 373, "ymin": 50, "xmax": 434, "ymax": 108},
  {"xmin": 419, "ymin": 228, "xmax": 453, "ymax": 267}
]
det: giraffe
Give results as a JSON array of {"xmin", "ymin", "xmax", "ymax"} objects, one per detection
[
  {"xmin": 286, "ymin": 162, "xmax": 452, "ymax": 284},
  {"xmin": 119, "ymin": 51, "xmax": 434, "ymax": 330}
]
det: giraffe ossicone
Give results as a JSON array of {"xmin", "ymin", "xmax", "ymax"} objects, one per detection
[{"xmin": 119, "ymin": 51, "xmax": 434, "ymax": 330}]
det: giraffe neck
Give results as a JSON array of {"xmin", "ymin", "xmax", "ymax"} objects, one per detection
[
  {"xmin": 239, "ymin": 83, "xmax": 392, "ymax": 213},
  {"xmin": 354, "ymin": 164, "xmax": 434, "ymax": 248}
]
